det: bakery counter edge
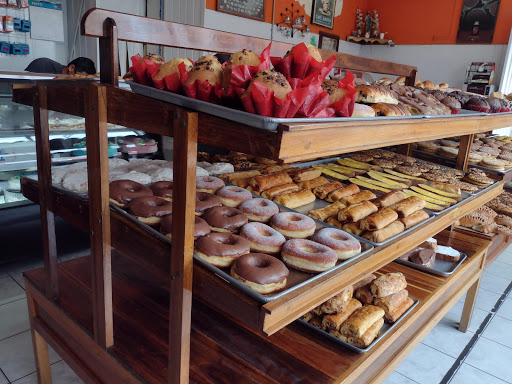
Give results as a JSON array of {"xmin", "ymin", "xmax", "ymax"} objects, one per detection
[
  {"xmin": 19, "ymin": 177, "xmax": 504, "ymax": 335},
  {"xmin": 12, "ymin": 84, "xmax": 512, "ymax": 164}
]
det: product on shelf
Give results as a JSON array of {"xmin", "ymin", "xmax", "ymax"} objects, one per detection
[{"xmin": 128, "ymin": 196, "xmax": 172, "ymax": 225}]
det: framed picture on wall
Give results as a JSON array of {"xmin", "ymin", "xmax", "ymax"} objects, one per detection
[
  {"xmin": 311, "ymin": 0, "xmax": 336, "ymax": 29},
  {"xmin": 456, "ymin": 0, "xmax": 501, "ymax": 43},
  {"xmin": 318, "ymin": 31, "xmax": 340, "ymax": 52},
  {"xmin": 217, "ymin": 0, "xmax": 265, "ymax": 21}
]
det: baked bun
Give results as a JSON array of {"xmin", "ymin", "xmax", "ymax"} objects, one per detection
[
  {"xmin": 352, "ymin": 103, "xmax": 376, "ymax": 117},
  {"xmin": 322, "ymin": 79, "xmax": 348, "ymax": 104},
  {"xmin": 286, "ymin": 43, "xmax": 322, "ymax": 62},
  {"xmin": 395, "ymin": 76, "xmax": 406, "ymax": 84},
  {"xmin": 222, "ymin": 49, "xmax": 262, "ymax": 89},
  {"xmin": 490, "ymin": 91, "xmax": 505, "ymax": 99},
  {"xmin": 415, "ymin": 77, "xmax": 422, "ymax": 86},
  {"xmin": 438, "ymin": 83, "xmax": 449, "ymax": 89},
  {"xmin": 423, "ymin": 80, "xmax": 436, "ymax": 90},
  {"xmin": 143, "ymin": 53, "xmax": 165, "ymax": 65},
  {"xmin": 377, "ymin": 77, "xmax": 393, "ymax": 85},
  {"xmin": 153, "ymin": 57, "xmax": 193, "ymax": 81},
  {"xmin": 243, "ymin": 69, "xmax": 292, "ymax": 100},
  {"xmin": 184, "ymin": 55, "xmax": 223, "ymax": 86}
]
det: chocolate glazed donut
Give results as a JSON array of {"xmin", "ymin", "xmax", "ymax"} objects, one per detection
[
  {"xmin": 109, "ymin": 180, "xmax": 153, "ymax": 207},
  {"xmin": 231, "ymin": 253, "xmax": 289, "ymax": 294},
  {"xmin": 202, "ymin": 206, "xmax": 248, "ymax": 233},
  {"xmin": 194, "ymin": 232, "xmax": 250, "ymax": 267},
  {"xmin": 150, "ymin": 181, "xmax": 173, "ymax": 201},
  {"xmin": 195, "ymin": 192, "xmax": 222, "ymax": 216},
  {"xmin": 160, "ymin": 214, "xmax": 210, "ymax": 240},
  {"xmin": 128, "ymin": 196, "xmax": 173, "ymax": 226}
]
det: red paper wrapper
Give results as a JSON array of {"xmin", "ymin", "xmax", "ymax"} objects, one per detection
[
  {"xmin": 129, "ymin": 54, "xmax": 161, "ymax": 86},
  {"xmin": 226, "ymin": 44, "xmax": 272, "ymax": 93},
  {"xmin": 450, "ymin": 109, "xmax": 460, "ymax": 115},
  {"xmin": 179, "ymin": 64, "xmax": 223, "ymax": 104},
  {"xmin": 271, "ymin": 42, "xmax": 336, "ymax": 80},
  {"xmin": 329, "ymin": 71, "xmax": 357, "ymax": 117},
  {"xmin": 151, "ymin": 62, "xmax": 192, "ymax": 93},
  {"xmin": 241, "ymin": 68, "xmax": 332, "ymax": 118},
  {"xmin": 465, "ymin": 105, "xmax": 491, "ymax": 113}
]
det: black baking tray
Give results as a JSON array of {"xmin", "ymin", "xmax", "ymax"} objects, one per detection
[
  {"xmin": 394, "ymin": 252, "xmax": 467, "ymax": 277},
  {"xmin": 297, "ymin": 295, "xmax": 419, "ymax": 353}
]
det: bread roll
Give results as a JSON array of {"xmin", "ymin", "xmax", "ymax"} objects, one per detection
[
  {"xmin": 340, "ymin": 305, "xmax": 385, "ymax": 338},
  {"xmin": 308, "ymin": 201, "xmax": 346, "ymax": 221},
  {"xmin": 327, "ymin": 183, "xmax": 360, "ymax": 202},
  {"xmin": 400, "ymin": 209, "xmax": 429, "ymax": 229},
  {"xmin": 153, "ymin": 58, "xmax": 193, "ymax": 81},
  {"xmin": 340, "ymin": 317, "xmax": 384, "ymax": 348},
  {"xmin": 370, "ymin": 272, "xmax": 407, "ymax": 298},
  {"xmin": 298, "ymin": 176, "xmax": 329, "ymax": 190},
  {"xmin": 261, "ymin": 183, "xmax": 299, "ymax": 200},
  {"xmin": 250, "ymin": 171, "xmax": 293, "ymax": 192},
  {"xmin": 326, "ymin": 216, "xmax": 344, "ymax": 229},
  {"xmin": 360, "ymin": 207, "xmax": 399, "ymax": 231},
  {"xmin": 385, "ymin": 297, "xmax": 414, "ymax": 323},
  {"xmin": 374, "ymin": 289, "xmax": 408, "ymax": 313},
  {"xmin": 374, "ymin": 190, "xmax": 407, "ymax": 208},
  {"xmin": 292, "ymin": 167, "xmax": 322, "ymax": 182},
  {"xmin": 338, "ymin": 200, "xmax": 378, "ymax": 222},
  {"xmin": 243, "ymin": 69, "xmax": 292, "ymax": 100},
  {"xmin": 355, "ymin": 286, "xmax": 374, "ymax": 304},
  {"xmin": 389, "ymin": 196, "xmax": 426, "ymax": 218},
  {"xmin": 184, "ymin": 55, "xmax": 223, "ymax": 86},
  {"xmin": 352, "ymin": 103, "xmax": 376, "ymax": 117},
  {"xmin": 362, "ymin": 220, "xmax": 405, "ymax": 243},
  {"xmin": 313, "ymin": 181, "xmax": 344, "ymax": 199},
  {"xmin": 320, "ymin": 286, "xmax": 354, "ymax": 314},
  {"xmin": 356, "ymin": 85, "xmax": 398, "ymax": 105},
  {"xmin": 322, "ymin": 299, "xmax": 362, "ymax": 331},
  {"xmin": 371, "ymin": 103, "xmax": 411, "ymax": 117},
  {"xmin": 273, "ymin": 189, "xmax": 316, "ymax": 209},
  {"xmin": 340, "ymin": 190, "xmax": 377, "ymax": 206},
  {"xmin": 219, "ymin": 170, "xmax": 261, "ymax": 182},
  {"xmin": 342, "ymin": 221, "xmax": 366, "ymax": 236}
]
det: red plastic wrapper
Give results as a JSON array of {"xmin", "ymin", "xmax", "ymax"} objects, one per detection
[
  {"xmin": 129, "ymin": 54, "xmax": 160, "ymax": 86},
  {"xmin": 450, "ymin": 109, "xmax": 460, "ymax": 115},
  {"xmin": 271, "ymin": 42, "xmax": 336, "ymax": 80},
  {"xmin": 225, "ymin": 44, "xmax": 272, "ymax": 94},
  {"xmin": 179, "ymin": 64, "xmax": 223, "ymax": 104},
  {"xmin": 241, "ymin": 68, "xmax": 332, "ymax": 118},
  {"xmin": 150, "ymin": 62, "xmax": 192, "ymax": 93},
  {"xmin": 465, "ymin": 105, "xmax": 490, "ymax": 113},
  {"xmin": 329, "ymin": 71, "xmax": 357, "ymax": 117}
]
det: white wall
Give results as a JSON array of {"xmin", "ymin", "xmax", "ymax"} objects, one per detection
[
  {"xmin": 0, "ymin": 3, "xmax": 68, "ymax": 72},
  {"xmin": 359, "ymin": 44, "xmax": 507, "ymax": 90}
]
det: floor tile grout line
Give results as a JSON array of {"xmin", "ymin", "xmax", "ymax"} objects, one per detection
[
  {"xmin": 395, "ymin": 371, "xmax": 422, "ymax": 384},
  {"xmin": 0, "ymin": 295, "xmax": 27, "ymax": 308},
  {"xmin": 7, "ymin": 272, "xmax": 25, "ymax": 292},
  {"xmin": 440, "ymin": 280, "xmax": 512, "ymax": 384},
  {"xmin": 9, "ymin": 359, "xmax": 65, "ymax": 384},
  {"xmin": 0, "ymin": 329, "xmax": 31, "ymax": 343},
  {"xmin": 479, "ymin": 334, "xmax": 512, "ymax": 350},
  {"xmin": 0, "ymin": 296, "xmax": 27, "ymax": 308},
  {"xmin": 0, "ymin": 367, "xmax": 9, "ymax": 384},
  {"xmin": 463, "ymin": 362, "xmax": 512, "ymax": 384}
]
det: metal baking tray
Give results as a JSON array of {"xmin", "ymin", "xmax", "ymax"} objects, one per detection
[
  {"xmin": 297, "ymin": 295, "xmax": 419, "ymax": 353},
  {"xmin": 128, "ymin": 81, "xmax": 426, "ymax": 131},
  {"xmin": 422, "ymin": 109, "xmax": 485, "ymax": 118},
  {"xmin": 394, "ymin": 252, "xmax": 467, "ymax": 277}
]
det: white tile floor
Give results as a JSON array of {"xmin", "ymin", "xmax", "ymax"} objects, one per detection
[{"xmin": 0, "ymin": 248, "xmax": 511, "ymax": 384}]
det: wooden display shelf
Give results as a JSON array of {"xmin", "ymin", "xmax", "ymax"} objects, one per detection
[
  {"xmin": 23, "ymin": 229, "xmax": 489, "ymax": 384},
  {"xmin": 20, "ymin": 176, "xmax": 503, "ymax": 336},
  {"xmin": 12, "ymin": 84, "xmax": 512, "ymax": 164}
]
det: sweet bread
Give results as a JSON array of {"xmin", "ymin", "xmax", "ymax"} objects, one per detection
[
  {"xmin": 273, "ymin": 189, "xmax": 316, "ymax": 209},
  {"xmin": 313, "ymin": 181, "xmax": 344, "ymax": 199},
  {"xmin": 261, "ymin": 183, "xmax": 300, "ymax": 200},
  {"xmin": 333, "ymin": 317, "xmax": 384, "ymax": 348},
  {"xmin": 339, "ymin": 190, "xmax": 377, "ymax": 206},
  {"xmin": 320, "ymin": 286, "xmax": 354, "ymax": 314},
  {"xmin": 355, "ymin": 286, "xmax": 374, "ymax": 304},
  {"xmin": 352, "ymin": 103, "xmax": 376, "ymax": 117},
  {"xmin": 353, "ymin": 274, "xmax": 377, "ymax": 290},
  {"xmin": 322, "ymin": 299, "xmax": 362, "ymax": 331},
  {"xmin": 400, "ymin": 209, "xmax": 429, "ymax": 229},
  {"xmin": 342, "ymin": 221, "xmax": 366, "ymax": 236},
  {"xmin": 385, "ymin": 297, "xmax": 414, "ymax": 323},
  {"xmin": 308, "ymin": 201, "xmax": 346, "ymax": 221},
  {"xmin": 219, "ymin": 170, "xmax": 261, "ymax": 182},
  {"xmin": 371, "ymin": 103, "xmax": 411, "ymax": 116},
  {"xmin": 374, "ymin": 190, "xmax": 407, "ymax": 208},
  {"xmin": 360, "ymin": 208, "xmax": 399, "ymax": 231},
  {"xmin": 326, "ymin": 183, "xmax": 360, "ymax": 202},
  {"xmin": 291, "ymin": 167, "xmax": 322, "ymax": 182},
  {"xmin": 370, "ymin": 272, "xmax": 407, "ymax": 298},
  {"xmin": 298, "ymin": 176, "xmax": 329, "ymax": 190},
  {"xmin": 339, "ymin": 305, "xmax": 385, "ymax": 338},
  {"xmin": 389, "ymin": 196, "xmax": 426, "ymax": 217},
  {"xmin": 362, "ymin": 220, "xmax": 405, "ymax": 243},
  {"xmin": 356, "ymin": 85, "xmax": 398, "ymax": 105},
  {"xmin": 250, "ymin": 171, "xmax": 293, "ymax": 192},
  {"xmin": 338, "ymin": 200, "xmax": 378, "ymax": 222},
  {"xmin": 374, "ymin": 289, "xmax": 408, "ymax": 313}
]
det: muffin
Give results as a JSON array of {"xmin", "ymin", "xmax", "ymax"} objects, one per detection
[
  {"xmin": 441, "ymin": 96, "xmax": 461, "ymax": 114},
  {"xmin": 466, "ymin": 97, "xmax": 490, "ymax": 113},
  {"xmin": 242, "ymin": 69, "xmax": 292, "ymax": 100},
  {"xmin": 321, "ymin": 79, "xmax": 349, "ymax": 105},
  {"xmin": 222, "ymin": 49, "xmax": 262, "ymax": 89},
  {"xmin": 184, "ymin": 55, "xmax": 223, "ymax": 86},
  {"xmin": 153, "ymin": 57, "xmax": 193, "ymax": 81},
  {"xmin": 285, "ymin": 43, "xmax": 322, "ymax": 62},
  {"xmin": 486, "ymin": 97, "xmax": 502, "ymax": 113},
  {"xmin": 143, "ymin": 53, "xmax": 165, "ymax": 65}
]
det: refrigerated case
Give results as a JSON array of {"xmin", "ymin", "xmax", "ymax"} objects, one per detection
[{"xmin": 0, "ymin": 74, "xmax": 142, "ymax": 209}]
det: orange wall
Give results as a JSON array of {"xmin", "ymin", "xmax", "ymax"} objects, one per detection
[
  {"xmin": 206, "ymin": 0, "xmax": 512, "ymax": 44},
  {"xmin": 366, "ymin": 0, "xmax": 512, "ymax": 44}
]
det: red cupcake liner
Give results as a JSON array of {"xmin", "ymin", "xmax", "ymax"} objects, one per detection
[
  {"xmin": 227, "ymin": 43, "xmax": 272, "ymax": 92},
  {"xmin": 151, "ymin": 62, "xmax": 192, "ymax": 93},
  {"xmin": 291, "ymin": 68, "xmax": 335, "ymax": 118},
  {"xmin": 450, "ymin": 109, "xmax": 460, "ymax": 115},
  {"xmin": 465, "ymin": 105, "xmax": 490, "ymax": 113},
  {"xmin": 179, "ymin": 64, "xmax": 223, "ymax": 104},
  {"xmin": 271, "ymin": 42, "xmax": 336, "ymax": 80},
  {"xmin": 129, "ymin": 54, "xmax": 160, "ymax": 86},
  {"xmin": 329, "ymin": 71, "xmax": 357, "ymax": 117}
]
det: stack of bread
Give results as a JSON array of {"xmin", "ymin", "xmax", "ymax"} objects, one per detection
[
  {"xmin": 398, "ymin": 237, "xmax": 462, "ymax": 267},
  {"xmin": 219, "ymin": 166, "xmax": 323, "ymax": 209},
  {"xmin": 303, "ymin": 272, "xmax": 414, "ymax": 348}
]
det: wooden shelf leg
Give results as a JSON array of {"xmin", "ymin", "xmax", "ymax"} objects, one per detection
[
  {"xmin": 27, "ymin": 293, "xmax": 52, "ymax": 384},
  {"xmin": 86, "ymin": 84, "xmax": 113, "ymax": 349},
  {"xmin": 33, "ymin": 86, "xmax": 59, "ymax": 300},
  {"xmin": 168, "ymin": 111, "xmax": 198, "ymax": 384},
  {"xmin": 459, "ymin": 275, "xmax": 481, "ymax": 332},
  {"xmin": 456, "ymin": 134, "xmax": 474, "ymax": 171},
  {"xmin": 396, "ymin": 143, "xmax": 412, "ymax": 156}
]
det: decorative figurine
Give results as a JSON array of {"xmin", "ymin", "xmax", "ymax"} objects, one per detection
[
  {"xmin": 355, "ymin": 8, "xmax": 363, "ymax": 37},
  {"xmin": 372, "ymin": 10, "xmax": 380, "ymax": 38},
  {"xmin": 365, "ymin": 11, "xmax": 373, "ymax": 35}
]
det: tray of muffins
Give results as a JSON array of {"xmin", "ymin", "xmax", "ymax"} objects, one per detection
[
  {"xmin": 393, "ymin": 237, "xmax": 467, "ymax": 277},
  {"xmin": 298, "ymin": 271, "xmax": 419, "ymax": 353},
  {"xmin": 108, "ymin": 174, "xmax": 375, "ymax": 304}
]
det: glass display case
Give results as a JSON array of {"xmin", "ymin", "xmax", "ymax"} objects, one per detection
[{"xmin": 0, "ymin": 75, "xmax": 143, "ymax": 209}]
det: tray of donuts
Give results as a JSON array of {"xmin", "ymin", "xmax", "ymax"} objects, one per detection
[
  {"xmin": 294, "ymin": 154, "xmax": 472, "ymax": 215},
  {"xmin": 298, "ymin": 271, "xmax": 419, "ymax": 353},
  {"xmin": 108, "ymin": 175, "xmax": 374, "ymax": 303}
]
